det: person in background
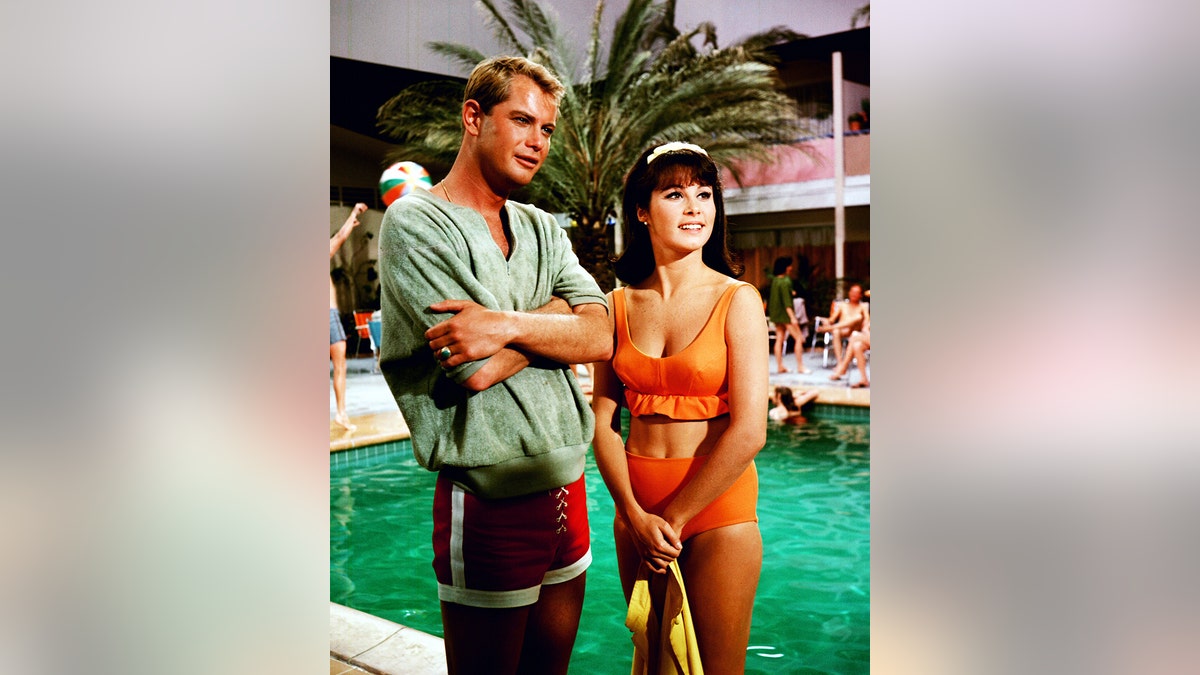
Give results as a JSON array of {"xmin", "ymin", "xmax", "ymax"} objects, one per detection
[
  {"xmin": 330, "ymin": 201, "xmax": 368, "ymax": 432},
  {"xmin": 829, "ymin": 312, "xmax": 870, "ymax": 387},
  {"xmin": 591, "ymin": 141, "xmax": 768, "ymax": 673},
  {"xmin": 377, "ymin": 56, "xmax": 611, "ymax": 675},
  {"xmin": 768, "ymin": 386, "xmax": 820, "ymax": 424},
  {"xmin": 817, "ymin": 283, "xmax": 869, "ymax": 366},
  {"xmin": 767, "ymin": 256, "xmax": 810, "ymax": 374}
]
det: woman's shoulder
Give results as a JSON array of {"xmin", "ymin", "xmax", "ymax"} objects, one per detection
[
  {"xmin": 721, "ymin": 279, "xmax": 767, "ymax": 334},
  {"xmin": 719, "ymin": 277, "xmax": 760, "ymax": 300}
]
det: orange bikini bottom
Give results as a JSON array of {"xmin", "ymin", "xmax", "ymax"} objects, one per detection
[{"xmin": 625, "ymin": 452, "xmax": 758, "ymax": 541}]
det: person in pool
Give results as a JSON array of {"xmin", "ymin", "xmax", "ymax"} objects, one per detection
[
  {"xmin": 769, "ymin": 385, "xmax": 820, "ymax": 424},
  {"xmin": 591, "ymin": 141, "xmax": 768, "ymax": 673}
]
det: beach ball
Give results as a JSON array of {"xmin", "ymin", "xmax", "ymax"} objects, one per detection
[{"xmin": 379, "ymin": 161, "xmax": 433, "ymax": 206}]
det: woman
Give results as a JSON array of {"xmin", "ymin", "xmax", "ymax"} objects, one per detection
[
  {"xmin": 769, "ymin": 386, "xmax": 820, "ymax": 424},
  {"xmin": 767, "ymin": 256, "xmax": 811, "ymax": 374},
  {"xmin": 591, "ymin": 142, "xmax": 768, "ymax": 673}
]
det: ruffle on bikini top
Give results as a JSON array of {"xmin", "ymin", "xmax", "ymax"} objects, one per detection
[{"xmin": 613, "ymin": 285, "xmax": 744, "ymax": 421}]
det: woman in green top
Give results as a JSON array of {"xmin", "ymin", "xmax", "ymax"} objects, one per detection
[{"xmin": 767, "ymin": 256, "xmax": 810, "ymax": 374}]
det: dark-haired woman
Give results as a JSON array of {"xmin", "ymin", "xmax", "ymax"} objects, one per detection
[
  {"xmin": 591, "ymin": 142, "xmax": 768, "ymax": 673},
  {"xmin": 768, "ymin": 256, "xmax": 811, "ymax": 374}
]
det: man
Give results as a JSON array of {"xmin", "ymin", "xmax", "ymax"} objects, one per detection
[
  {"xmin": 818, "ymin": 283, "xmax": 869, "ymax": 366},
  {"xmin": 377, "ymin": 56, "xmax": 611, "ymax": 675},
  {"xmin": 829, "ymin": 311, "xmax": 871, "ymax": 387},
  {"xmin": 330, "ymin": 202, "xmax": 368, "ymax": 432}
]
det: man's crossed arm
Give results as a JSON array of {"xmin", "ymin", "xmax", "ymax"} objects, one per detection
[{"xmin": 425, "ymin": 298, "xmax": 612, "ymax": 391}]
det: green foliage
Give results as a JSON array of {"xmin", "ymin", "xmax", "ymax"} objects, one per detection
[
  {"xmin": 852, "ymin": 4, "xmax": 870, "ymax": 29},
  {"xmin": 376, "ymin": 0, "xmax": 811, "ymax": 291}
]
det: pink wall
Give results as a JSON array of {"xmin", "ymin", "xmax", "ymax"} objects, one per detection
[{"xmin": 722, "ymin": 135, "xmax": 870, "ymax": 188}]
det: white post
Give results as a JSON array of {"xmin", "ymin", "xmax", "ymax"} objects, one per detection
[{"xmin": 832, "ymin": 51, "xmax": 846, "ymax": 300}]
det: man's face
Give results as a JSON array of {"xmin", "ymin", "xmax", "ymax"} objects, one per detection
[
  {"xmin": 848, "ymin": 285, "xmax": 863, "ymax": 302},
  {"xmin": 474, "ymin": 75, "xmax": 558, "ymax": 190}
]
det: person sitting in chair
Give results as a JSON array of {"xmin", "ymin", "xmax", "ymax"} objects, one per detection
[
  {"xmin": 829, "ymin": 314, "xmax": 870, "ymax": 388},
  {"xmin": 817, "ymin": 283, "xmax": 869, "ymax": 366}
]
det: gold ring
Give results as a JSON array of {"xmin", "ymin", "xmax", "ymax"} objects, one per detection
[{"xmin": 438, "ymin": 346, "xmax": 452, "ymax": 360}]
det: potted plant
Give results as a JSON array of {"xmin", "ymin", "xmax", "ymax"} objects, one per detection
[{"xmin": 848, "ymin": 112, "xmax": 865, "ymax": 131}]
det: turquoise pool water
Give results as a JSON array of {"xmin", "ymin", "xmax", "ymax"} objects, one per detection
[{"xmin": 331, "ymin": 412, "xmax": 869, "ymax": 674}]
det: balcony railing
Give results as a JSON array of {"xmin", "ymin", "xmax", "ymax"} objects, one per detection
[{"xmin": 795, "ymin": 116, "xmax": 870, "ymax": 141}]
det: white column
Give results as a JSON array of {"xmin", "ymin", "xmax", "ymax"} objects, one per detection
[{"xmin": 832, "ymin": 51, "xmax": 846, "ymax": 300}]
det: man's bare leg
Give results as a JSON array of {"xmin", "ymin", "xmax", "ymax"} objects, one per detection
[
  {"xmin": 830, "ymin": 347, "xmax": 852, "ymax": 380},
  {"xmin": 330, "ymin": 340, "xmax": 356, "ymax": 431},
  {"xmin": 851, "ymin": 339, "xmax": 870, "ymax": 387},
  {"xmin": 516, "ymin": 574, "xmax": 586, "ymax": 674},
  {"xmin": 438, "ymin": 575, "xmax": 584, "ymax": 675},
  {"xmin": 830, "ymin": 326, "xmax": 848, "ymax": 364},
  {"xmin": 830, "ymin": 330, "xmax": 865, "ymax": 380},
  {"xmin": 440, "ymin": 602, "xmax": 530, "ymax": 674}
]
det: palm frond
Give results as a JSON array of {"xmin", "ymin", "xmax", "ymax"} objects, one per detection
[
  {"xmin": 605, "ymin": 0, "xmax": 659, "ymax": 89},
  {"xmin": 375, "ymin": 0, "xmax": 812, "ymax": 290},
  {"xmin": 506, "ymin": 0, "xmax": 558, "ymax": 51},
  {"xmin": 583, "ymin": 1, "xmax": 604, "ymax": 89},
  {"xmin": 427, "ymin": 42, "xmax": 489, "ymax": 74},
  {"xmin": 852, "ymin": 4, "xmax": 870, "ymax": 28},
  {"xmin": 733, "ymin": 26, "xmax": 806, "ymax": 59},
  {"xmin": 376, "ymin": 80, "xmax": 465, "ymax": 170},
  {"xmin": 476, "ymin": 0, "xmax": 530, "ymax": 54}
]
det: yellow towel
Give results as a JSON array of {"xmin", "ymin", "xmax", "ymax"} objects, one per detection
[{"xmin": 625, "ymin": 560, "xmax": 703, "ymax": 675}]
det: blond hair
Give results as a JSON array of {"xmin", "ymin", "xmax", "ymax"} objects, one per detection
[{"xmin": 463, "ymin": 56, "xmax": 565, "ymax": 113}]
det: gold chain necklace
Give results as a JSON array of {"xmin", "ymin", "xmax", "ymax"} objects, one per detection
[{"xmin": 439, "ymin": 182, "xmax": 453, "ymax": 204}]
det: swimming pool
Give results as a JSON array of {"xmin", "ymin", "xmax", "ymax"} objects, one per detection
[{"xmin": 331, "ymin": 411, "xmax": 869, "ymax": 674}]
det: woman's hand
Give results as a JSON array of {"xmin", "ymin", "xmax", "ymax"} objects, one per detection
[{"xmin": 626, "ymin": 510, "xmax": 683, "ymax": 573}]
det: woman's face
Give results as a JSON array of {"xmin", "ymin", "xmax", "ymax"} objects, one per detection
[{"xmin": 636, "ymin": 180, "xmax": 716, "ymax": 254}]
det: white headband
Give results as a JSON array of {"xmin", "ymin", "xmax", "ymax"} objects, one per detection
[{"xmin": 647, "ymin": 141, "xmax": 709, "ymax": 165}]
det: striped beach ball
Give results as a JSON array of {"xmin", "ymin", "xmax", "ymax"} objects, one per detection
[{"xmin": 379, "ymin": 161, "xmax": 433, "ymax": 206}]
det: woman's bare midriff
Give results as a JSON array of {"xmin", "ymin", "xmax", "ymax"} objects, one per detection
[{"xmin": 624, "ymin": 413, "xmax": 730, "ymax": 459}]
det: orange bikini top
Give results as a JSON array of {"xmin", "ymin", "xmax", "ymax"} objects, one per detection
[{"xmin": 612, "ymin": 283, "xmax": 747, "ymax": 420}]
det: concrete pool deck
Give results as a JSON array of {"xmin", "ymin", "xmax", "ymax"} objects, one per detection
[{"xmin": 328, "ymin": 347, "xmax": 867, "ymax": 673}]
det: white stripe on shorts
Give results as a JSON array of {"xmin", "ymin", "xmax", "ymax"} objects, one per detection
[
  {"xmin": 543, "ymin": 547, "xmax": 592, "ymax": 585},
  {"xmin": 450, "ymin": 484, "xmax": 466, "ymax": 587}
]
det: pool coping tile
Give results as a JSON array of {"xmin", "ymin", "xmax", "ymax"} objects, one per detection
[
  {"xmin": 331, "ymin": 411, "xmax": 411, "ymax": 452},
  {"xmin": 330, "ymin": 603, "xmax": 446, "ymax": 675},
  {"xmin": 330, "ymin": 385, "xmax": 866, "ymax": 451}
]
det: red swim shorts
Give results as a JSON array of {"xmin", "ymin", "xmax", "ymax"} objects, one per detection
[{"xmin": 432, "ymin": 472, "xmax": 591, "ymax": 608}]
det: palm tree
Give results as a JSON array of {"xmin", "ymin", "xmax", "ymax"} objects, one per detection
[
  {"xmin": 852, "ymin": 4, "xmax": 871, "ymax": 28},
  {"xmin": 377, "ymin": 0, "xmax": 809, "ymax": 291}
]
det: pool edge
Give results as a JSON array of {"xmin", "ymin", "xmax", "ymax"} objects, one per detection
[
  {"xmin": 330, "ymin": 385, "xmax": 867, "ymax": 452},
  {"xmin": 330, "ymin": 602, "xmax": 447, "ymax": 675}
]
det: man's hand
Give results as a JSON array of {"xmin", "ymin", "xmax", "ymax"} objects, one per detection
[
  {"xmin": 348, "ymin": 202, "xmax": 367, "ymax": 228},
  {"xmin": 331, "ymin": 203, "xmax": 369, "ymax": 258},
  {"xmin": 425, "ymin": 300, "xmax": 514, "ymax": 367}
]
